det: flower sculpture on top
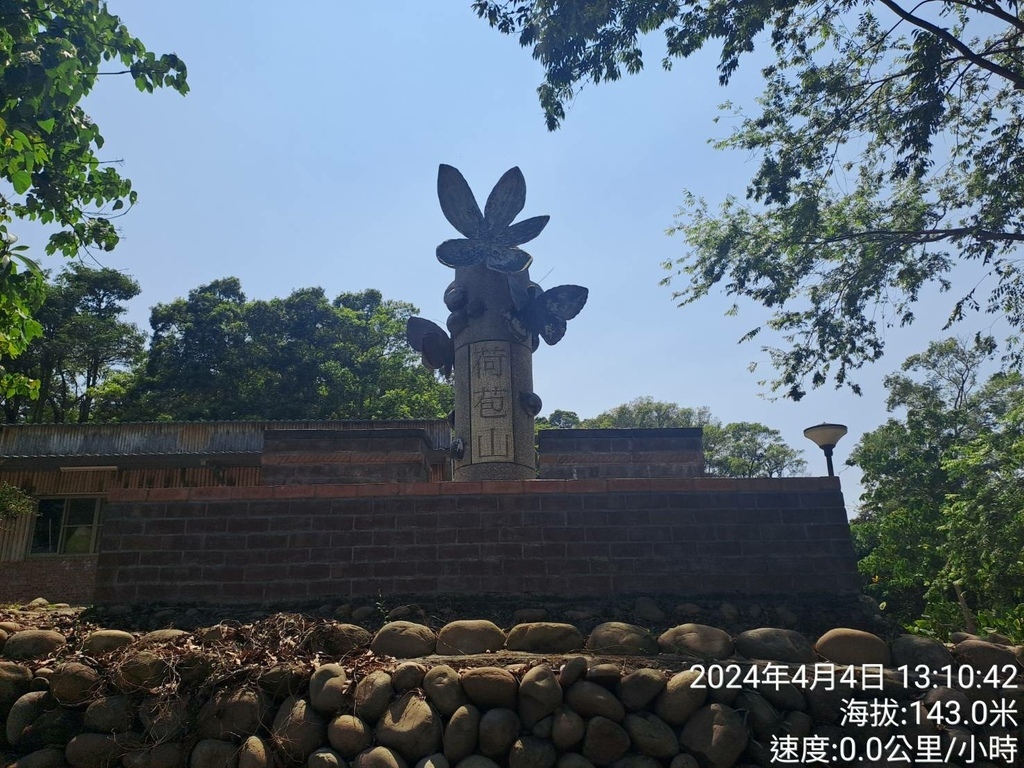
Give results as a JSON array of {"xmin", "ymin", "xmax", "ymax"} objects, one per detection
[
  {"xmin": 407, "ymin": 163, "xmax": 589, "ymax": 480},
  {"xmin": 435, "ymin": 164, "xmax": 549, "ymax": 274}
]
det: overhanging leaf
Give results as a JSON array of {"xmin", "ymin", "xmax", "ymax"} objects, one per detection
[{"xmin": 12, "ymin": 171, "xmax": 31, "ymax": 194}]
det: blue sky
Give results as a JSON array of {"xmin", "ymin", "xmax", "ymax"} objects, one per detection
[{"xmin": 19, "ymin": 2, "xmax": 1001, "ymax": 512}]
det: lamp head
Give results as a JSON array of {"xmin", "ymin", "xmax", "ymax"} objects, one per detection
[{"xmin": 803, "ymin": 423, "xmax": 848, "ymax": 451}]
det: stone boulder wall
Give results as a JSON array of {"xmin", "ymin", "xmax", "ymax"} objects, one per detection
[{"xmin": 1, "ymin": 614, "xmax": 1022, "ymax": 768}]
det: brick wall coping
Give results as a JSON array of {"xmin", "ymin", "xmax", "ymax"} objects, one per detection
[
  {"xmin": 538, "ymin": 427, "xmax": 703, "ymax": 440},
  {"xmin": 264, "ymin": 428, "xmax": 432, "ymax": 442},
  {"xmin": 106, "ymin": 476, "xmax": 840, "ymax": 503}
]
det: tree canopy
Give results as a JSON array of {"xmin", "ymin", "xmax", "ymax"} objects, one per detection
[
  {"xmin": 0, "ymin": 480, "xmax": 34, "ymax": 523},
  {"xmin": 849, "ymin": 337, "xmax": 1024, "ymax": 638},
  {"xmin": 703, "ymin": 420, "xmax": 808, "ymax": 479},
  {"xmin": 542, "ymin": 396, "xmax": 807, "ymax": 477},
  {"xmin": 105, "ymin": 279, "xmax": 453, "ymax": 423},
  {"xmin": 1, "ymin": 274, "xmax": 454, "ymax": 424},
  {"xmin": 0, "ymin": 0, "xmax": 187, "ymax": 395},
  {"xmin": 475, "ymin": 0, "xmax": 1024, "ymax": 398},
  {"xmin": 535, "ymin": 408, "xmax": 581, "ymax": 429},
  {"xmin": 580, "ymin": 397, "xmax": 716, "ymax": 430},
  {"xmin": 1, "ymin": 263, "xmax": 143, "ymax": 423}
]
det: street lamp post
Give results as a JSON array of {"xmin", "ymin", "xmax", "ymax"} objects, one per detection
[{"xmin": 803, "ymin": 423, "xmax": 848, "ymax": 477}]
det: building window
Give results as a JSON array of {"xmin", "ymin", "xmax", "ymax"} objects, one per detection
[{"xmin": 29, "ymin": 498, "xmax": 102, "ymax": 555}]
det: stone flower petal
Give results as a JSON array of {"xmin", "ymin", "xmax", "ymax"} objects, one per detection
[
  {"xmin": 485, "ymin": 245, "xmax": 533, "ymax": 274},
  {"xmin": 493, "ymin": 216, "xmax": 550, "ymax": 247},
  {"xmin": 438, "ymin": 165, "xmax": 485, "ymax": 238},
  {"xmin": 484, "ymin": 167, "xmax": 527, "ymax": 231},
  {"xmin": 436, "ymin": 239, "xmax": 486, "ymax": 268}
]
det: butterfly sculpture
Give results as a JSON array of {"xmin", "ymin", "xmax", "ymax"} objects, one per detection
[
  {"xmin": 405, "ymin": 316, "xmax": 454, "ymax": 379},
  {"xmin": 507, "ymin": 271, "xmax": 589, "ymax": 346}
]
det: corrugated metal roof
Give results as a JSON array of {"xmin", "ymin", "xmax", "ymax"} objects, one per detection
[{"xmin": 0, "ymin": 420, "xmax": 451, "ymax": 459}]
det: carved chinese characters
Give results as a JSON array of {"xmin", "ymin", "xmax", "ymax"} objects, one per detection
[{"xmin": 471, "ymin": 342, "xmax": 514, "ymax": 462}]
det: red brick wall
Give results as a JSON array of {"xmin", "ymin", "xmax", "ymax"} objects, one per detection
[
  {"xmin": 0, "ymin": 556, "xmax": 97, "ymax": 605},
  {"xmin": 261, "ymin": 429, "xmax": 434, "ymax": 485},
  {"xmin": 538, "ymin": 428, "xmax": 705, "ymax": 479},
  {"xmin": 94, "ymin": 478, "xmax": 859, "ymax": 603}
]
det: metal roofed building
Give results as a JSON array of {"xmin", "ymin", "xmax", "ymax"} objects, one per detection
[
  {"xmin": 0, "ymin": 420, "xmax": 451, "ymax": 604},
  {"xmin": 0, "ymin": 421, "xmax": 861, "ymax": 606}
]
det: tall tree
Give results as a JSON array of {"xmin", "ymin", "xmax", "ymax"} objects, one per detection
[
  {"xmin": 475, "ymin": 1, "xmax": 1024, "ymax": 398},
  {"xmin": 849, "ymin": 337, "xmax": 1022, "ymax": 630},
  {"xmin": 939, "ymin": 394, "xmax": 1024, "ymax": 630},
  {"xmin": 703, "ymin": 421, "xmax": 807, "ymax": 478},
  {"xmin": 1, "ymin": 263, "xmax": 144, "ymax": 423},
  {"xmin": 119, "ymin": 279, "xmax": 452, "ymax": 422},
  {"xmin": 536, "ymin": 409, "xmax": 581, "ymax": 430},
  {"xmin": 238, "ymin": 285, "xmax": 358, "ymax": 421},
  {"xmin": 581, "ymin": 396, "xmax": 715, "ymax": 430},
  {"xmin": 133, "ymin": 277, "xmax": 249, "ymax": 420},
  {"xmin": 1, "ymin": 1, "xmax": 187, "ymax": 395},
  {"xmin": 333, "ymin": 289, "xmax": 454, "ymax": 419}
]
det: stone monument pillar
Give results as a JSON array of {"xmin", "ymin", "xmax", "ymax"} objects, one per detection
[{"xmin": 407, "ymin": 165, "xmax": 588, "ymax": 481}]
